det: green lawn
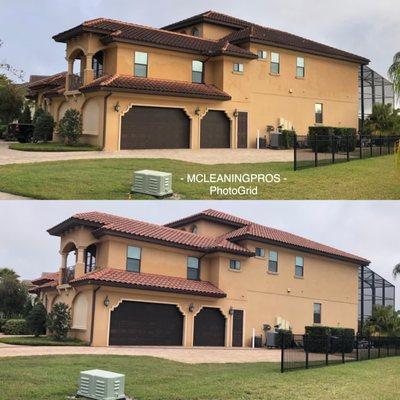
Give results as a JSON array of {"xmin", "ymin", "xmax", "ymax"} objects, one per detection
[
  {"xmin": 9, "ymin": 142, "xmax": 101, "ymax": 152},
  {"xmin": 1, "ymin": 355, "xmax": 400, "ymax": 400},
  {"xmin": 0, "ymin": 336, "xmax": 88, "ymax": 346},
  {"xmin": 0, "ymin": 155, "xmax": 398, "ymax": 199}
]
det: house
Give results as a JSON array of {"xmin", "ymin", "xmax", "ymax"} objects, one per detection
[
  {"xmin": 26, "ymin": 11, "xmax": 369, "ymax": 151},
  {"xmin": 30, "ymin": 209, "xmax": 369, "ymax": 347}
]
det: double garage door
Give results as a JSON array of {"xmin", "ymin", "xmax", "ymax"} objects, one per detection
[
  {"xmin": 109, "ymin": 301, "xmax": 240, "ymax": 347},
  {"xmin": 120, "ymin": 107, "xmax": 234, "ymax": 149}
]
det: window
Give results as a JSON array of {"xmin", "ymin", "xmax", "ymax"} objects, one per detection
[
  {"xmin": 191, "ymin": 27, "xmax": 200, "ymax": 37},
  {"xmin": 134, "ymin": 51, "xmax": 148, "ymax": 77},
  {"xmin": 313, "ymin": 303, "xmax": 321, "ymax": 324},
  {"xmin": 84, "ymin": 244, "xmax": 96, "ymax": 274},
  {"xmin": 296, "ymin": 57, "xmax": 305, "ymax": 78},
  {"xmin": 295, "ymin": 256, "xmax": 304, "ymax": 277},
  {"xmin": 255, "ymin": 247, "xmax": 265, "ymax": 257},
  {"xmin": 258, "ymin": 50, "xmax": 267, "ymax": 60},
  {"xmin": 187, "ymin": 256, "xmax": 200, "ymax": 280},
  {"xmin": 127, "ymin": 246, "xmax": 141, "ymax": 272},
  {"xmin": 92, "ymin": 51, "xmax": 104, "ymax": 80},
  {"xmin": 315, "ymin": 103, "xmax": 323, "ymax": 124},
  {"xmin": 192, "ymin": 60, "xmax": 204, "ymax": 83},
  {"xmin": 270, "ymin": 52, "xmax": 280, "ymax": 74},
  {"xmin": 230, "ymin": 259, "xmax": 241, "ymax": 271},
  {"xmin": 233, "ymin": 63, "xmax": 244, "ymax": 73},
  {"xmin": 268, "ymin": 251, "xmax": 278, "ymax": 273}
]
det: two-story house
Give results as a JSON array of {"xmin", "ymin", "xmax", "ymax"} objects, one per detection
[
  {"xmin": 26, "ymin": 11, "xmax": 369, "ymax": 151},
  {"xmin": 31, "ymin": 209, "xmax": 369, "ymax": 347}
]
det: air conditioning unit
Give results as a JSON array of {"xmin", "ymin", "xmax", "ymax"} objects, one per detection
[
  {"xmin": 77, "ymin": 369, "xmax": 125, "ymax": 400},
  {"xmin": 132, "ymin": 169, "xmax": 173, "ymax": 197}
]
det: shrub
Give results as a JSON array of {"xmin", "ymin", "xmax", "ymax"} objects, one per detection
[
  {"xmin": 33, "ymin": 112, "xmax": 55, "ymax": 142},
  {"xmin": 26, "ymin": 302, "xmax": 47, "ymax": 337},
  {"xmin": 19, "ymin": 104, "xmax": 32, "ymax": 124},
  {"xmin": 0, "ymin": 124, "xmax": 7, "ymax": 139},
  {"xmin": 330, "ymin": 327, "xmax": 355, "ymax": 353},
  {"xmin": 58, "ymin": 109, "xmax": 83, "ymax": 145},
  {"xmin": 47, "ymin": 302, "xmax": 71, "ymax": 341},
  {"xmin": 280, "ymin": 130, "xmax": 295, "ymax": 149},
  {"xmin": 0, "ymin": 318, "xmax": 7, "ymax": 332},
  {"xmin": 2, "ymin": 319, "xmax": 30, "ymax": 335},
  {"xmin": 304, "ymin": 326, "xmax": 355, "ymax": 353},
  {"xmin": 277, "ymin": 329, "xmax": 293, "ymax": 348},
  {"xmin": 32, "ymin": 108, "xmax": 45, "ymax": 125},
  {"xmin": 307, "ymin": 126, "xmax": 357, "ymax": 152}
]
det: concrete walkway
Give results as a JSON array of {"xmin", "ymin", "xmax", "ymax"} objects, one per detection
[
  {"xmin": 0, "ymin": 192, "xmax": 29, "ymax": 200},
  {"xmin": 0, "ymin": 141, "xmax": 293, "ymax": 166},
  {"xmin": 0, "ymin": 342, "xmax": 281, "ymax": 363}
]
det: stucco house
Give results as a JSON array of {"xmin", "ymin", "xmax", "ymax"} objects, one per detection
[
  {"xmin": 26, "ymin": 11, "xmax": 369, "ymax": 151},
  {"xmin": 30, "ymin": 209, "xmax": 369, "ymax": 347}
]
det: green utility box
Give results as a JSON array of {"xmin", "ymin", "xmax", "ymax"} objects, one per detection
[
  {"xmin": 77, "ymin": 369, "xmax": 125, "ymax": 400},
  {"xmin": 132, "ymin": 169, "xmax": 173, "ymax": 197}
]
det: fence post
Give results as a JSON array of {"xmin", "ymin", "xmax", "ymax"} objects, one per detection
[
  {"xmin": 368, "ymin": 336, "xmax": 371, "ymax": 360},
  {"xmin": 346, "ymin": 135, "xmax": 350, "ymax": 161},
  {"xmin": 360, "ymin": 134, "xmax": 363, "ymax": 159},
  {"xmin": 326, "ymin": 335, "xmax": 329, "ymax": 366},
  {"xmin": 370, "ymin": 136, "xmax": 373, "ymax": 157},
  {"xmin": 356, "ymin": 334, "xmax": 359, "ymax": 361},
  {"xmin": 378, "ymin": 336, "xmax": 381, "ymax": 358},
  {"xmin": 331, "ymin": 134, "xmax": 335, "ymax": 164},
  {"xmin": 342, "ymin": 335, "xmax": 345, "ymax": 364},
  {"xmin": 305, "ymin": 334, "xmax": 309, "ymax": 369},
  {"xmin": 314, "ymin": 134, "xmax": 318, "ymax": 167},
  {"xmin": 280, "ymin": 333, "xmax": 284, "ymax": 373},
  {"xmin": 293, "ymin": 133, "xmax": 297, "ymax": 171},
  {"xmin": 380, "ymin": 134, "xmax": 382, "ymax": 156},
  {"xmin": 388, "ymin": 136, "xmax": 390, "ymax": 155},
  {"xmin": 387, "ymin": 339, "xmax": 390, "ymax": 357}
]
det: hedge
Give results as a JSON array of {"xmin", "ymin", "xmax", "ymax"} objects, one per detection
[
  {"xmin": 307, "ymin": 126, "xmax": 357, "ymax": 152},
  {"xmin": 305, "ymin": 326, "xmax": 355, "ymax": 354},
  {"xmin": 277, "ymin": 329, "xmax": 293, "ymax": 348},
  {"xmin": 0, "ymin": 318, "xmax": 7, "ymax": 332},
  {"xmin": 280, "ymin": 130, "xmax": 295, "ymax": 149},
  {"xmin": 2, "ymin": 319, "xmax": 30, "ymax": 335}
]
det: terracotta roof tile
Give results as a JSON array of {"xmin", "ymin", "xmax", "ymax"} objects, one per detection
[
  {"xmin": 27, "ymin": 72, "xmax": 67, "ymax": 90},
  {"xmin": 71, "ymin": 267, "xmax": 226, "ymax": 298},
  {"xmin": 31, "ymin": 272, "xmax": 60, "ymax": 285},
  {"xmin": 80, "ymin": 74, "xmax": 231, "ymax": 100}
]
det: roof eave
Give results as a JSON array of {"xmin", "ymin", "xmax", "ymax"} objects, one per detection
[
  {"xmin": 47, "ymin": 217, "xmax": 104, "ymax": 236},
  {"xmin": 53, "ymin": 26, "xmax": 110, "ymax": 43}
]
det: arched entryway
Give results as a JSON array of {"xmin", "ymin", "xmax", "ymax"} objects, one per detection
[
  {"xmin": 193, "ymin": 307, "xmax": 226, "ymax": 346},
  {"xmin": 200, "ymin": 110, "xmax": 231, "ymax": 148}
]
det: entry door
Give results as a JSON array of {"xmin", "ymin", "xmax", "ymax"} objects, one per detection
[
  {"xmin": 237, "ymin": 112, "xmax": 248, "ymax": 148},
  {"xmin": 232, "ymin": 309, "xmax": 244, "ymax": 347}
]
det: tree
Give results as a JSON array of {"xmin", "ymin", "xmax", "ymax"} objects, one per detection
[
  {"xmin": 393, "ymin": 262, "xmax": 400, "ymax": 278},
  {"xmin": 364, "ymin": 305, "xmax": 400, "ymax": 336},
  {"xmin": 0, "ymin": 268, "xmax": 28, "ymax": 318},
  {"xmin": 47, "ymin": 302, "xmax": 71, "ymax": 340},
  {"xmin": 58, "ymin": 109, "xmax": 83, "ymax": 145},
  {"xmin": 32, "ymin": 108, "xmax": 45, "ymax": 125},
  {"xmin": 19, "ymin": 104, "xmax": 32, "ymax": 124},
  {"xmin": 26, "ymin": 302, "xmax": 47, "ymax": 337},
  {"xmin": 364, "ymin": 103, "xmax": 400, "ymax": 136},
  {"xmin": 388, "ymin": 51, "xmax": 400, "ymax": 97},
  {"xmin": 0, "ymin": 38, "xmax": 24, "ymax": 80},
  {"xmin": 0, "ymin": 74, "xmax": 24, "ymax": 124},
  {"xmin": 33, "ymin": 112, "xmax": 55, "ymax": 142}
]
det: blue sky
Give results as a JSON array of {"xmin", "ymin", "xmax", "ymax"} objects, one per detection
[
  {"xmin": 0, "ymin": 0, "xmax": 399, "ymax": 82},
  {"xmin": 0, "ymin": 200, "xmax": 398, "ymax": 307}
]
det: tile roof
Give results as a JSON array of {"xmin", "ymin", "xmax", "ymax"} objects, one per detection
[
  {"xmin": 222, "ymin": 223, "xmax": 370, "ymax": 265},
  {"xmin": 48, "ymin": 211, "xmax": 253, "ymax": 256},
  {"xmin": 70, "ymin": 267, "xmax": 226, "ymax": 298},
  {"xmin": 165, "ymin": 208, "xmax": 252, "ymax": 228},
  {"xmin": 27, "ymin": 72, "xmax": 67, "ymax": 90},
  {"xmin": 53, "ymin": 18, "xmax": 256, "ymax": 59},
  {"xmin": 29, "ymin": 272, "xmax": 60, "ymax": 293},
  {"xmin": 164, "ymin": 11, "xmax": 369, "ymax": 64},
  {"xmin": 80, "ymin": 74, "xmax": 231, "ymax": 100}
]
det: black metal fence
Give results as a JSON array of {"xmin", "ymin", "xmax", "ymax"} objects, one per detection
[
  {"xmin": 294, "ymin": 134, "xmax": 400, "ymax": 170},
  {"xmin": 281, "ymin": 334, "xmax": 400, "ymax": 372}
]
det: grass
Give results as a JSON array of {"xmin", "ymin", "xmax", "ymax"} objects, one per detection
[
  {"xmin": 0, "ymin": 154, "xmax": 398, "ymax": 199},
  {"xmin": 0, "ymin": 336, "xmax": 88, "ymax": 346},
  {"xmin": 1, "ymin": 355, "xmax": 400, "ymax": 400},
  {"xmin": 9, "ymin": 142, "xmax": 101, "ymax": 152}
]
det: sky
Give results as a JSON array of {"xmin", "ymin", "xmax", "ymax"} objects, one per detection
[
  {"xmin": 0, "ymin": 0, "xmax": 399, "ymax": 82},
  {"xmin": 0, "ymin": 200, "xmax": 399, "ymax": 307}
]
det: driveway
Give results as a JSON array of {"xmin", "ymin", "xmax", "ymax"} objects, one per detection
[
  {"xmin": 0, "ymin": 342, "xmax": 281, "ymax": 363},
  {"xmin": 0, "ymin": 141, "xmax": 293, "ymax": 166}
]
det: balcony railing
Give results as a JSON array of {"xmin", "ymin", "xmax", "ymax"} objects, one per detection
[
  {"xmin": 61, "ymin": 266, "xmax": 75, "ymax": 284},
  {"xmin": 68, "ymin": 74, "xmax": 83, "ymax": 91}
]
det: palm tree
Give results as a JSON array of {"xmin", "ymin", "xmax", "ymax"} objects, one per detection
[
  {"xmin": 388, "ymin": 52, "xmax": 400, "ymax": 96},
  {"xmin": 393, "ymin": 263, "xmax": 400, "ymax": 278}
]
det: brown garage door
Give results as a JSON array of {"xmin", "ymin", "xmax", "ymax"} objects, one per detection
[
  {"xmin": 121, "ymin": 106, "xmax": 190, "ymax": 149},
  {"xmin": 193, "ymin": 307, "xmax": 225, "ymax": 346},
  {"xmin": 200, "ymin": 110, "xmax": 230, "ymax": 148},
  {"xmin": 109, "ymin": 301, "xmax": 183, "ymax": 346}
]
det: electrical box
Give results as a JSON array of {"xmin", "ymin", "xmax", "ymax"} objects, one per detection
[
  {"xmin": 132, "ymin": 170, "xmax": 173, "ymax": 197},
  {"xmin": 77, "ymin": 369, "xmax": 125, "ymax": 400}
]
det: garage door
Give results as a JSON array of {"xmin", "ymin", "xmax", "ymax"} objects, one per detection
[
  {"xmin": 109, "ymin": 301, "xmax": 183, "ymax": 346},
  {"xmin": 193, "ymin": 307, "xmax": 225, "ymax": 346},
  {"xmin": 200, "ymin": 110, "xmax": 230, "ymax": 148},
  {"xmin": 121, "ymin": 106, "xmax": 190, "ymax": 149}
]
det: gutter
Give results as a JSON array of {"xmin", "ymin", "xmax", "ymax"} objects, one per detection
[
  {"xmin": 102, "ymin": 92, "xmax": 112, "ymax": 150},
  {"xmin": 89, "ymin": 286, "xmax": 101, "ymax": 346}
]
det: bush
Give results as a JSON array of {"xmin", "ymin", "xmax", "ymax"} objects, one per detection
[
  {"xmin": 277, "ymin": 329, "xmax": 293, "ymax": 348},
  {"xmin": 305, "ymin": 326, "xmax": 355, "ymax": 353},
  {"xmin": 0, "ymin": 124, "xmax": 6, "ymax": 139},
  {"xmin": 0, "ymin": 318, "xmax": 7, "ymax": 332},
  {"xmin": 2, "ymin": 319, "xmax": 30, "ymax": 335},
  {"xmin": 307, "ymin": 126, "xmax": 357, "ymax": 152},
  {"xmin": 32, "ymin": 108, "xmax": 45, "ymax": 125},
  {"xmin": 47, "ymin": 302, "xmax": 71, "ymax": 341},
  {"xmin": 19, "ymin": 104, "xmax": 32, "ymax": 124},
  {"xmin": 330, "ymin": 327, "xmax": 355, "ymax": 353},
  {"xmin": 58, "ymin": 109, "xmax": 83, "ymax": 145},
  {"xmin": 26, "ymin": 302, "xmax": 47, "ymax": 337},
  {"xmin": 280, "ymin": 130, "xmax": 295, "ymax": 149},
  {"xmin": 33, "ymin": 112, "xmax": 55, "ymax": 142}
]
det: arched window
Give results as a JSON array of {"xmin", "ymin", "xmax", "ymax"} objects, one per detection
[
  {"xmin": 191, "ymin": 27, "xmax": 200, "ymax": 37},
  {"xmin": 85, "ymin": 244, "xmax": 97, "ymax": 274},
  {"xmin": 92, "ymin": 51, "xmax": 104, "ymax": 80}
]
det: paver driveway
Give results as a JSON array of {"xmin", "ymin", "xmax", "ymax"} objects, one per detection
[
  {"xmin": 0, "ymin": 141, "xmax": 293, "ymax": 166},
  {"xmin": 0, "ymin": 342, "xmax": 281, "ymax": 363}
]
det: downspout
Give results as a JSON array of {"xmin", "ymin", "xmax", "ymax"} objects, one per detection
[
  {"xmin": 90, "ymin": 286, "xmax": 101, "ymax": 346},
  {"xmin": 102, "ymin": 92, "xmax": 112, "ymax": 150}
]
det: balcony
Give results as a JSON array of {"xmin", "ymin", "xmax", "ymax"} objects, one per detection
[
  {"xmin": 67, "ymin": 74, "xmax": 82, "ymax": 91},
  {"xmin": 61, "ymin": 266, "xmax": 75, "ymax": 284}
]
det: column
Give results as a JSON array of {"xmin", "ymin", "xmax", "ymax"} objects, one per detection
[
  {"xmin": 66, "ymin": 59, "xmax": 74, "ymax": 91},
  {"xmin": 83, "ymin": 53, "xmax": 94, "ymax": 85},
  {"xmin": 59, "ymin": 252, "xmax": 67, "ymax": 284},
  {"xmin": 75, "ymin": 246, "xmax": 86, "ymax": 279}
]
